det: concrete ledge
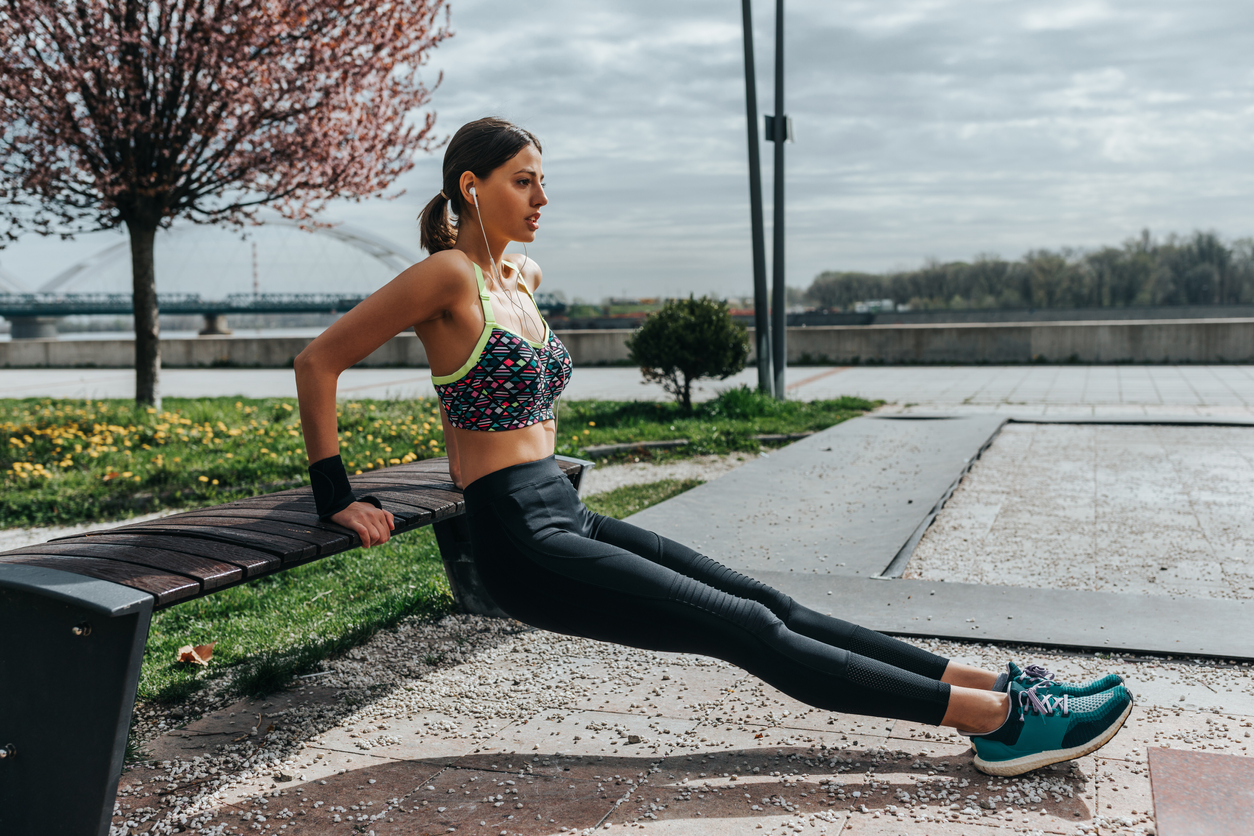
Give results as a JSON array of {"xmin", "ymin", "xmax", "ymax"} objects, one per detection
[
  {"xmin": 783, "ymin": 317, "xmax": 1254, "ymax": 364},
  {"xmin": 5, "ymin": 318, "xmax": 1254, "ymax": 367},
  {"xmin": 772, "ymin": 573, "xmax": 1254, "ymax": 661},
  {"xmin": 0, "ymin": 330, "xmax": 629, "ymax": 369}
]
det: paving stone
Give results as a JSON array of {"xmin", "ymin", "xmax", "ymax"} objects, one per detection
[
  {"xmin": 1096, "ymin": 705, "xmax": 1253, "ymax": 762},
  {"xmin": 312, "ymin": 708, "xmax": 481, "ymax": 765},
  {"xmin": 1093, "ymin": 757, "xmax": 1156, "ymax": 828},
  {"xmin": 707, "ymin": 677, "xmax": 899, "ymax": 738},
  {"xmin": 558, "ymin": 659, "xmax": 748, "ymax": 720},
  {"xmin": 606, "ymin": 812, "xmax": 831, "ymax": 835},
  {"xmin": 909, "ymin": 423, "xmax": 1254, "ymax": 604},
  {"xmin": 1149, "ymin": 748, "xmax": 1254, "ymax": 836},
  {"xmin": 372, "ymin": 764, "xmax": 620, "ymax": 836},
  {"xmin": 213, "ymin": 744, "xmax": 414, "ymax": 810},
  {"xmin": 227, "ymin": 757, "xmax": 428, "ymax": 833},
  {"xmin": 142, "ymin": 685, "xmax": 344, "ymax": 762},
  {"xmin": 463, "ymin": 708, "xmax": 703, "ymax": 769}
]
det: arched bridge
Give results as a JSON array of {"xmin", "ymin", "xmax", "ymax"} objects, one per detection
[{"xmin": 0, "ymin": 220, "xmax": 565, "ymax": 338}]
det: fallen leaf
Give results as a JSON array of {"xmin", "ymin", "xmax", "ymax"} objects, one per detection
[{"xmin": 176, "ymin": 641, "xmax": 216, "ymax": 666}]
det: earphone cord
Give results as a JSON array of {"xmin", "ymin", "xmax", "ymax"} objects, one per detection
[{"xmin": 474, "ymin": 196, "xmax": 544, "ymax": 344}]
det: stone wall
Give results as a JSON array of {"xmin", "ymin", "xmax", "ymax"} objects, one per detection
[{"xmin": 2, "ymin": 319, "xmax": 1253, "ymax": 368}]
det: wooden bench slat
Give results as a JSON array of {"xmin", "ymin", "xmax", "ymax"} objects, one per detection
[
  {"xmin": 159, "ymin": 507, "xmax": 367, "ymax": 529},
  {"xmin": 123, "ymin": 517, "xmax": 351, "ymax": 555},
  {"xmin": 0, "ymin": 542, "xmax": 244, "ymax": 590},
  {"xmin": 0, "ymin": 554, "xmax": 196, "ymax": 607},
  {"xmin": 73, "ymin": 532, "xmax": 281, "ymax": 576},
  {"xmin": 351, "ymin": 489, "xmax": 459, "ymax": 516},
  {"xmin": 120, "ymin": 515, "xmax": 346, "ymax": 545},
  {"xmin": 201, "ymin": 494, "xmax": 438, "ymax": 526},
  {"xmin": 361, "ymin": 488, "xmax": 462, "ymax": 519},
  {"xmin": 110, "ymin": 525, "xmax": 319, "ymax": 562},
  {"xmin": 349, "ymin": 473, "xmax": 455, "ymax": 486}
]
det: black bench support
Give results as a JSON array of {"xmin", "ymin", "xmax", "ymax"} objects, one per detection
[
  {"xmin": 433, "ymin": 514, "xmax": 511, "ymax": 618},
  {"xmin": 0, "ymin": 564, "xmax": 155, "ymax": 836}
]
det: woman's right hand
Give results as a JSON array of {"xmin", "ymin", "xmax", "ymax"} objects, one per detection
[{"xmin": 331, "ymin": 501, "xmax": 395, "ymax": 548}]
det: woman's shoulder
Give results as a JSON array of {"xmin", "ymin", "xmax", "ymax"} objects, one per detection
[
  {"xmin": 402, "ymin": 249, "xmax": 477, "ymax": 291},
  {"xmin": 502, "ymin": 254, "xmax": 543, "ymax": 291}
]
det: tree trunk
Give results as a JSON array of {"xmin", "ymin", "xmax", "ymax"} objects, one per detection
[
  {"xmin": 681, "ymin": 375, "xmax": 692, "ymax": 413},
  {"xmin": 127, "ymin": 220, "xmax": 161, "ymax": 411}
]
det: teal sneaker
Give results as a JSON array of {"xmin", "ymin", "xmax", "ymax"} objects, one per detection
[
  {"xmin": 971, "ymin": 680, "xmax": 1133, "ymax": 776},
  {"xmin": 996, "ymin": 661, "xmax": 1124, "ymax": 699}
]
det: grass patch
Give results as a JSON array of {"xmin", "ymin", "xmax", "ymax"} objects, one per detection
[
  {"xmin": 138, "ymin": 528, "xmax": 454, "ymax": 703},
  {"xmin": 136, "ymin": 477, "xmax": 705, "ymax": 705},
  {"xmin": 1, "ymin": 387, "xmax": 875, "ymax": 528},
  {"xmin": 0, "ymin": 396, "xmax": 448, "ymax": 528},
  {"xmin": 555, "ymin": 385, "xmax": 878, "ymax": 463},
  {"xmin": 582, "ymin": 477, "xmax": 704, "ymax": 519}
]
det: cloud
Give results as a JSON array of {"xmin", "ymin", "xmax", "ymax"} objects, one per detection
[{"xmin": 3, "ymin": 0, "xmax": 1253, "ymax": 302}]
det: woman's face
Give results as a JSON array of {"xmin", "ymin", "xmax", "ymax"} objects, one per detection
[{"xmin": 474, "ymin": 144, "xmax": 547, "ymax": 244}]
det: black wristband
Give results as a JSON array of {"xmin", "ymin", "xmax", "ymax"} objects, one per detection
[{"xmin": 309, "ymin": 454, "xmax": 382, "ymax": 521}]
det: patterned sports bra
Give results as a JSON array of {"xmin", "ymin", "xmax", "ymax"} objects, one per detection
[{"xmin": 431, "ymin": 261, "xmax": 573, "ymax": 431}]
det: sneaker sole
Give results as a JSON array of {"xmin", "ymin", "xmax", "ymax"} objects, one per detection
[{"xmin": 972, "ymin": 696, "xmax": 1134, "ymax": 777}]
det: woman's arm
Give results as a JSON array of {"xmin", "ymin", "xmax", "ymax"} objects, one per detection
[{"xmin": 295, "ymin": 250, "xmax": 465, "ymax": 545}]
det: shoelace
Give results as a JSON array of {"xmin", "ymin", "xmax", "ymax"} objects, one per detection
[
  {"xmin": 1018, "ymin": 664, "xmax": 1057, "ymax": 684},
  {"xmin": 1018, "ymin": 682, "xmax": 1069, "ymax": 719}
]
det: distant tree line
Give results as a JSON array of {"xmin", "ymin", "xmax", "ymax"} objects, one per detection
[{"xmin": 804, "ymin": 231, "xmax": 1254, "ymax": 311}]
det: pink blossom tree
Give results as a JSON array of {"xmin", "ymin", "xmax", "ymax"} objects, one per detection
[{"xmin": 0, "ymin": 0, "xmax": 450, "ymax": 406}]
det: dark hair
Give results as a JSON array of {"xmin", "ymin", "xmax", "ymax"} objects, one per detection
[{"xmin": 418, "ymin": 117, "xmax": 542, "ymax": 253}]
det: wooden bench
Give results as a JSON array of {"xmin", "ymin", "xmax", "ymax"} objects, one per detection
[{"xmin": 0, "ymin": 454, "xmax": 594, "ymax": 836}]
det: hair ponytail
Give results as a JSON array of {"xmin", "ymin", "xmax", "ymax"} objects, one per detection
[
  {"xmin": 417, "ymin": 117, "xmax": 543, "ymax": 254},
  {"xmin": 419, "ymin": 190, "xmax": 457, "ymax": 253}
]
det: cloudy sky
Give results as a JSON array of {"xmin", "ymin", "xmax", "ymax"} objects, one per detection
[{"xmin": 4, "ymin": 0, "xmax": 1254, "ymax": 302}]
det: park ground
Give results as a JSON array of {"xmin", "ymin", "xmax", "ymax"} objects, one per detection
[{"xmin": 5, "ymin": 364, "xmax": 1253, "ymax": 836}]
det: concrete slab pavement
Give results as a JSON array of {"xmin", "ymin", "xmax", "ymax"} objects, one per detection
[{"xmin": 111, "ymin": 619, "xmax": 1253, "ymax": 836}]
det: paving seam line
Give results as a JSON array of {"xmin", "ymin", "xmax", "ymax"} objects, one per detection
[
  {"xmin": 1009, "ymin": 416, "xmax": 1254, "ymax": 427},
  {"xmin": 875, "ymin": 417, "xmax": 1010, "ymax": 580}
]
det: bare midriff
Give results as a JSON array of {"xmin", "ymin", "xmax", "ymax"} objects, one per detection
[{"xmin": 445, "ymin": 419, "xmax": 556, "ymax": 491}]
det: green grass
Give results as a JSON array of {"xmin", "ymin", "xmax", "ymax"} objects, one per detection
[
  {"xmin": 1, "ymin": 387, "xmax": 876, "ymax": 527},
  {"xmin": 1, "ymin": 396, "xmax": 447, "ymax": 528},
  {"xmin": 135, "ymin": 477, "xmax": 705, "ymax": 705},
  {"xmin": 582, "ymin": 477, "xmax": 704, "ymax": 519},
  {"xmin": 556, "ymin": 385, "xmax": 877, "ymax": 462}
]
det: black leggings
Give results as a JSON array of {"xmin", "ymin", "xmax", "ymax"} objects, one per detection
[{"xmin": 463, "ymin": 455, "xmax": 953, "ymax": 726}]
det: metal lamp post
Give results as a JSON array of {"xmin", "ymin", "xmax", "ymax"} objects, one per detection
[
  {"xmin": 740, "ymin": 0, "xmax": 772, "ymax": 395},
  {"xmin": 766, "ymin": 0, "xmax": 791, "ymax": 399}
]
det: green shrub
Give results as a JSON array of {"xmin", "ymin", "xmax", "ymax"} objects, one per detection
[{"xmin": 625, "ymin": 295, "xmax": 749, "ymax": 411}]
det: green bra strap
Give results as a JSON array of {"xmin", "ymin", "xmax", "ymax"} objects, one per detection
[{"xmin": 472, "ymin": 263, "xmax": 496, "ymax": 325}]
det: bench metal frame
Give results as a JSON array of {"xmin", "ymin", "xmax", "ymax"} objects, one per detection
[{"xmin": 0, "ymin": 454, "xmax": 593, "ymax": 836}]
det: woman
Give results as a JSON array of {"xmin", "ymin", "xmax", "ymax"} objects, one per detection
[{"xmin": 294, "ymin": 117, "xmax": 1131, "ymax": 777}]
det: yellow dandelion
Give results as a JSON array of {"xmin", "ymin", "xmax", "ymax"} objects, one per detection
[{"xmin": 198, "ymin": 475, "xmax": 209, "ymax": 482}]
